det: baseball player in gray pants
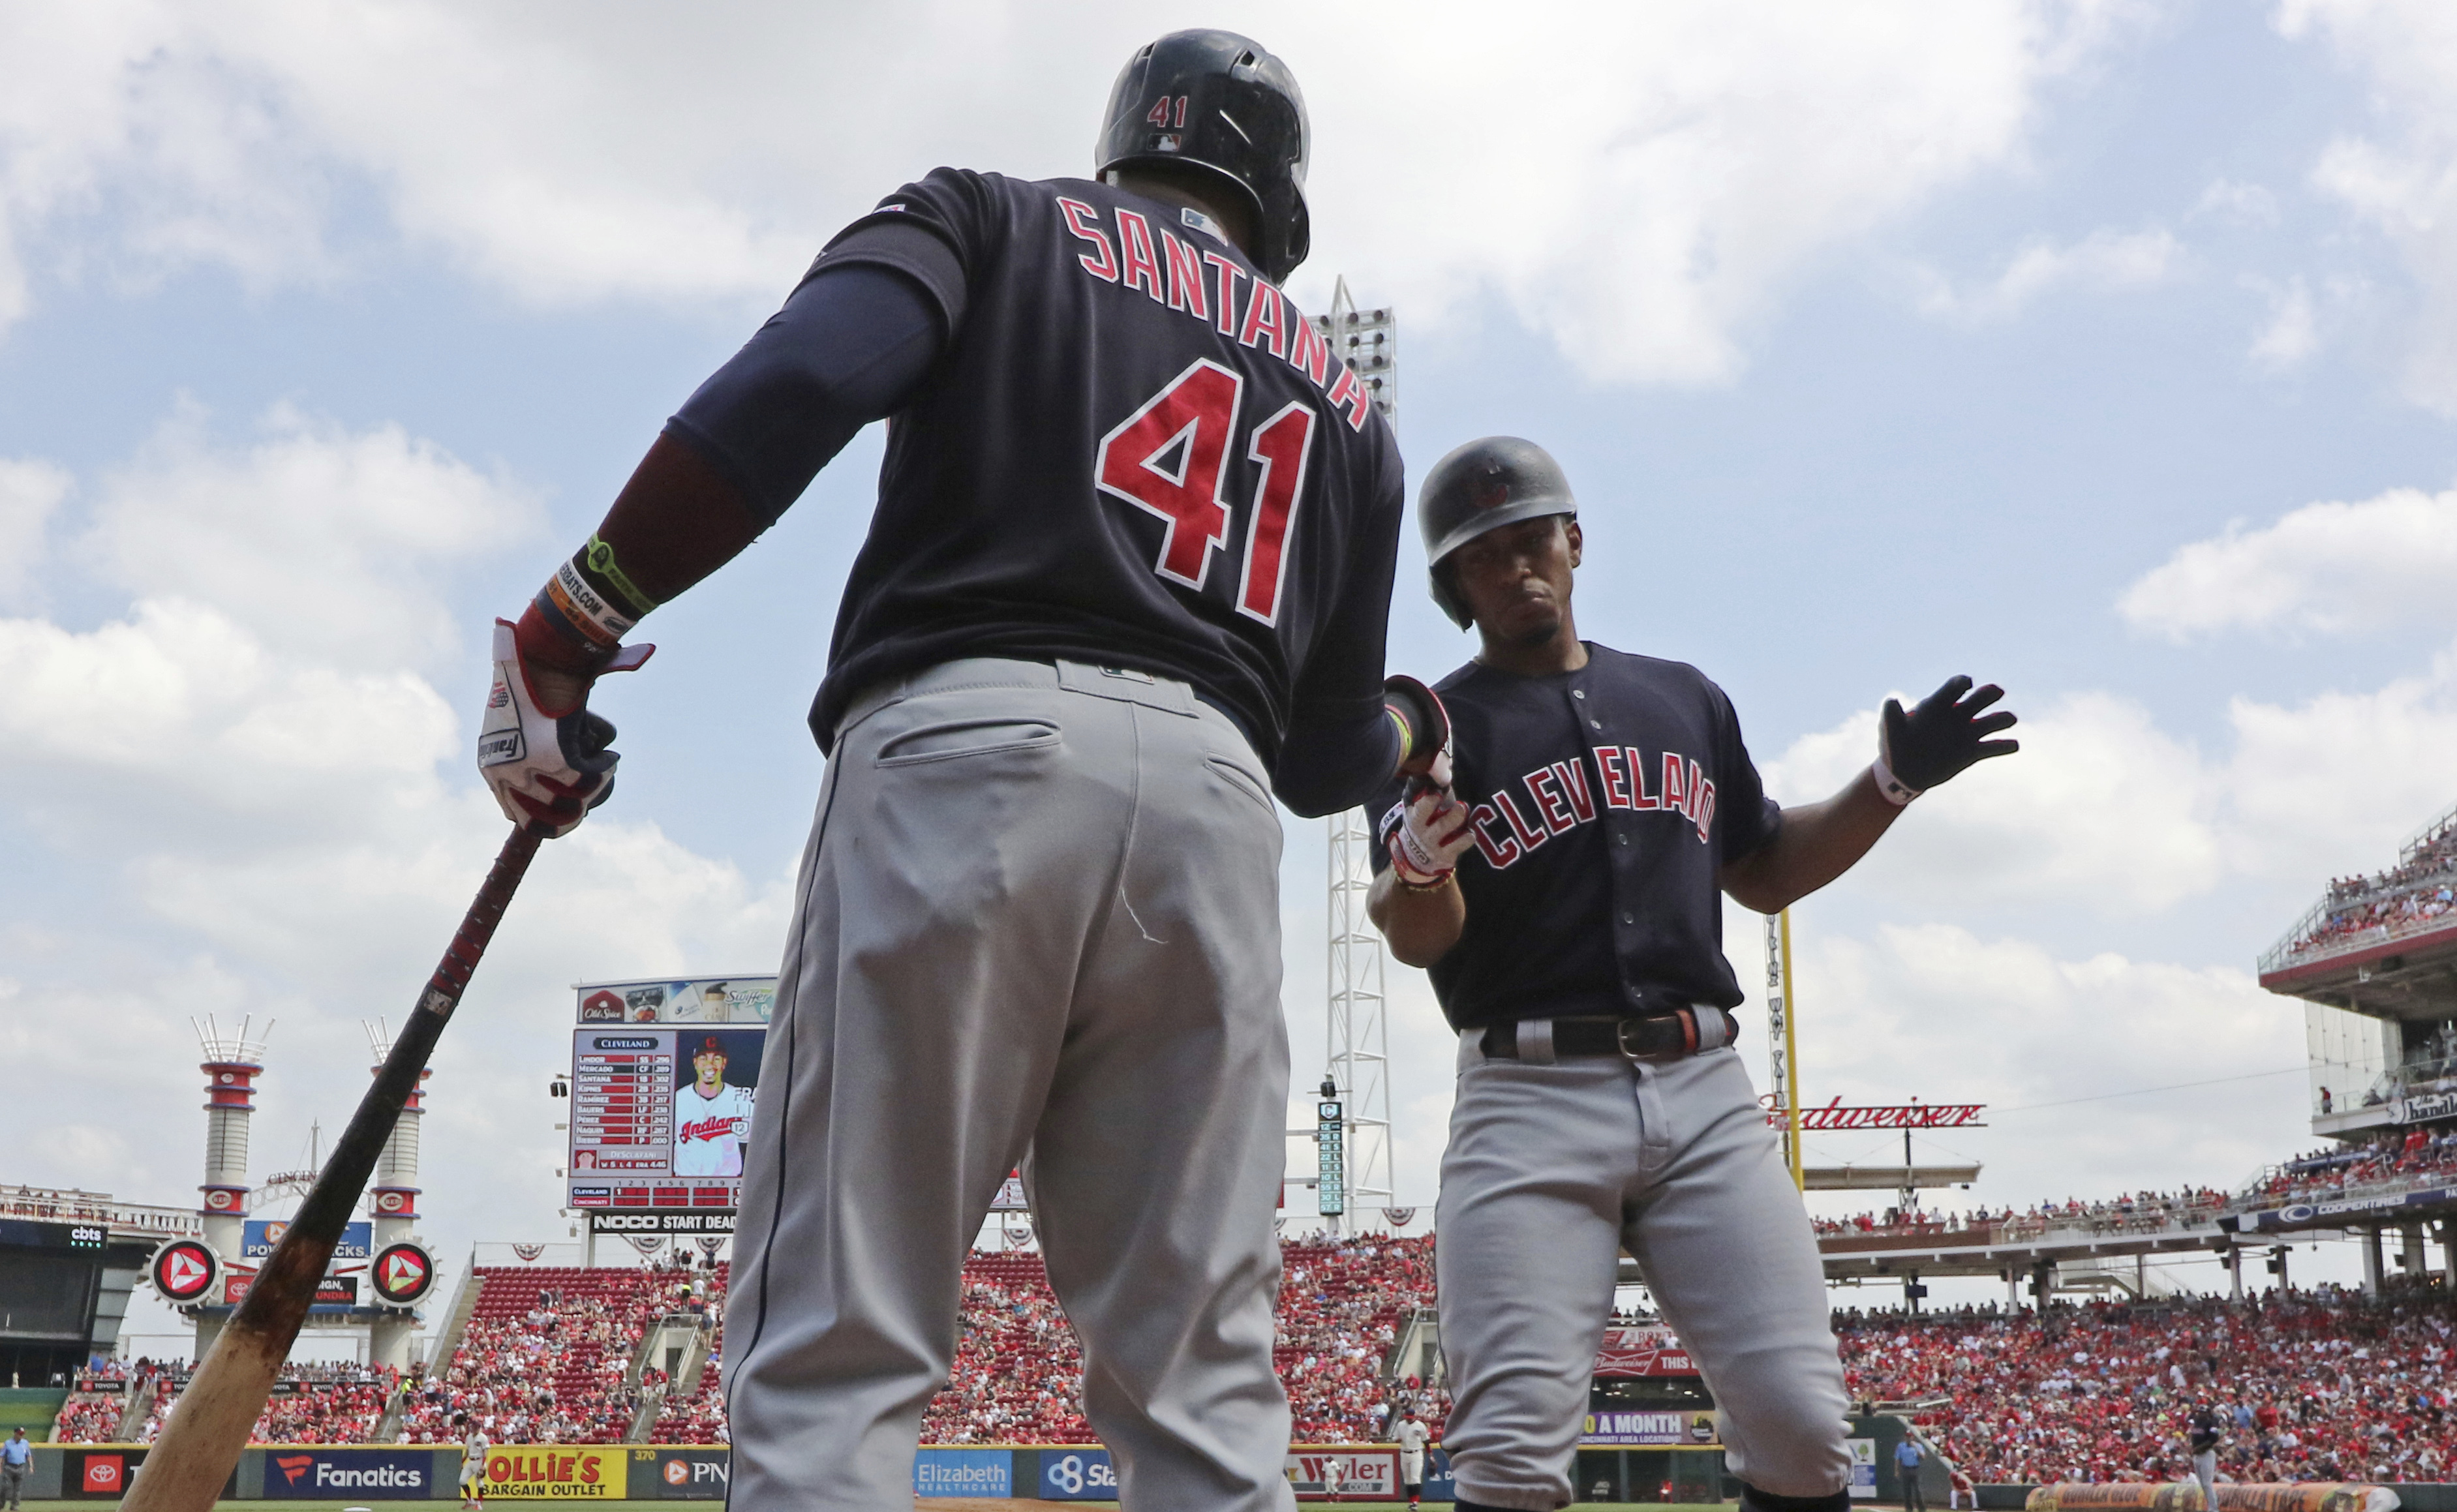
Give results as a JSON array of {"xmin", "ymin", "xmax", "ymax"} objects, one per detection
[
  {"xmin": 474, "ymin": 31, "xmax": 1449, "ymax": 1511},
  {"xmin": 1367, "ymin": 438, "xmax": 2018, "ymax": 1512}
]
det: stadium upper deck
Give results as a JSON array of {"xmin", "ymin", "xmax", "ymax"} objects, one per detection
[{"xmin": 2261, "ymin": 797, "xmax": 2457, "ymax": 1021}]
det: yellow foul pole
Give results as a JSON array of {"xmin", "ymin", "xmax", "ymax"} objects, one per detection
[{"xmin": 1778, "ymin": 907, "xmax": 1804, "ymax": 1191}]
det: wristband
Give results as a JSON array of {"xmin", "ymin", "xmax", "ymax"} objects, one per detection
[
  {"xmin": 1397, "ymin": 870, "xmax": 1454, "ymax": 894},
  {"xmin": 1872, "ymin": 755, "xmax": 1920, "ymax": 807},
  {"xmin": 536, "ymin": 534, "xmax": 662, "ymax": 654}
]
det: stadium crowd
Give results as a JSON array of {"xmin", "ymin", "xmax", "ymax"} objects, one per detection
[
  {"xmin": 398, "ymin": 1260, "xmax": 718, "ymax": 1445},
  {"xmin": 2280, "ymin": 817, "xmax": 2457, "ymax": 961},
  {"xmin": 1814, "ymin": 1190, "xmax": 2231, "ymax": 1239},
  {"xmin": 57, "ymin": 1363, "xmax": 401, "ymax": 1445},
  {"xmin": 1839, "ymin": 1280, "xmax": 2457, "ymax": 1485},
  {"xmin": 2249, "ymin": 1129, "xmax": 2457, "ymax": 1205},
  {"xmin": 917, "ymin": 1235, "xmax": 1443, "ymax": 1445}
]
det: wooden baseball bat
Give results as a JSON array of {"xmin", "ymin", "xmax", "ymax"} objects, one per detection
[{"xmin": 121, "ymin": 824, "xmax": 545, "ymax": 1512}]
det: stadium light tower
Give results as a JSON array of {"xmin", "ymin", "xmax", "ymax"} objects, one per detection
[{"xmin": 1315, "ymin": 279, "xmax": 1397, "ymax": 1236}]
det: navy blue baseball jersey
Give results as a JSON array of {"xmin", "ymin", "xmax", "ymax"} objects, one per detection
[
  {"xmin": 1373, "ymin": 644, "xmax": 1782, "ymax": 1029},
  {"xmin": 767, "ymin": 168, "xmax": 1405, "ymax": 812}
]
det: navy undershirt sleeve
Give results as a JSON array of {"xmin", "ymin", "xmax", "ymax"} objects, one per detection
[{"xmin": 665, "ymin": 256, "xmax": 949, "ymax": 526}]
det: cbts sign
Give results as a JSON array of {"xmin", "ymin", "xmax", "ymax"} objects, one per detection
[{"xmin": 262, "ymin": 1449, "xmax": 431, "ymax": 1498}]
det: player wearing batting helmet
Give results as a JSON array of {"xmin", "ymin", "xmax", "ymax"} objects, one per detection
[
  {"xmin": 472, "ymin": 29, "xmax": 1444, "ymax": 1512},
  {"xmin": 1368, "ymin": 437, "xmax": 2019, "ymax": 1512}
]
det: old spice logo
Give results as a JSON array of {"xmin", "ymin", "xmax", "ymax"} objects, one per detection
[
  {"xmin": 679, "ymin": 1115, "xmax": 738, "ymax": 1143},
  {"xmin": 276, "ymin": 1455, "xmax": 314, "ymax": 1486}
]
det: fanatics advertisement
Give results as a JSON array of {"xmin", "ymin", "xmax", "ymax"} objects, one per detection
[
  {"xmin": 262, "ymin": 1449, "xmax": 432, "ymax": 1499},
  {"xmin": 566, "ymin": 1024, "xmax": 766, "ymax": 1214},
  {"xmin": 576, "ymin": 976, "xmax": 776, "ymax": 1026}
]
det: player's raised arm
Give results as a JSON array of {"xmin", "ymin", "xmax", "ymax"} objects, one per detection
[
  {"xmin": 1717, "ymin": 673, "xmax": 2019, "ymax": 914},
  {"xmin": 474, "ymin": 253, "xmax": 953, "ymax": 834}
]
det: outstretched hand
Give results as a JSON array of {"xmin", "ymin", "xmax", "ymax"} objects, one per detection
[{"xmin": 1880, "ymin": 675, "xmax": 2019, "ymax": 797}]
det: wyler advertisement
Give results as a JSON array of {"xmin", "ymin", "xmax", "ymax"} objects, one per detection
[
  {"xmin": 576, "ymin": 976, "xmax": 776, "ymax": 1025},
  {"xmin": 1285, "ymin": 1449, "xmax": 1397, "ymax": 1499},
  {"xmin": 567, "ymin": 1021, "xmax": 767, "ymax": 1212}
]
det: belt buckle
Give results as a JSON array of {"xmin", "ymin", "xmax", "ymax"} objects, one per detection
[{"xmin": 1616, "ymin": 1009, "xmax": 1693, "ymax": 1063}]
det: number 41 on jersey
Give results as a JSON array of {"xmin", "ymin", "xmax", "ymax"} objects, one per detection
[{"xmin": 1095, "ymin": 358, "xmax": 1317, "ymax": 627}]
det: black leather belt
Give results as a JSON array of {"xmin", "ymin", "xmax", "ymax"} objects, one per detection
[{"xmin": 1479, "ymin": 1008, "xmax": 1739, "ymax": 1063}]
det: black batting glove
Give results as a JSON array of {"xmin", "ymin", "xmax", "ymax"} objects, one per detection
[{"xmin": 1875, "ymin": 675, "xmax": 2019, "ymax": 804}]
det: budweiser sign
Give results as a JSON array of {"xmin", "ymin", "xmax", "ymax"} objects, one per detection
[
  {"xmin": 1594, "ymin": 1326, "xmax": 1697, "ymax": 1378},
  {"xmin": 1762, "ymin": 1096, "xmax": 1986, "ymax": 1131}
]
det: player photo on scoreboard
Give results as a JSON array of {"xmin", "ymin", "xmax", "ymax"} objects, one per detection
[{"xmin": 673, "ymin": 1029, "xmax": 763, "ymax": 1177}]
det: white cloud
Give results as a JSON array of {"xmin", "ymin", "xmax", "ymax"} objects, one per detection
[
  {"xmin": 0, "ymin": 1, "xmax": 2152, "ymax": 382},
  {"xmin": 2246, "ymin": 275, "xmax": 2319, "ymax": 369},
  {"xmin": 2118, "ymin": 483, "xmax": 2457, "ymax": 639},
  {"xmin": 1769, "ymin": 920, "xmax": 2306, "ymax": 1212},
  {"xmin": 1756, "ymin": 637, "xmax": 2457, "ymax": 925},
  {"xmin": 0, "ymin": 457, "xmax": 69, "ymax": 606},
  {"xmin": 78, "ymin": 401, "xmax": 541, "ymax": 671},
  {"xmin": 2281, "ymin": 0, "xmax": 2457, "ymax": 410},
  {"xmin": 2193, "ymin": 177, "xmax": 2281, "ymax": 226},
  {"xmin": 0, "ymin": 405, "xmax": 795, "ymax": 1271},
  {"xmin": 1761, "ymin": 691, "xmax": 2223, "ymax": 915},
  {"xmin": 1917, "ymin": 226, "xmax": 2185, "ymax": 321}
]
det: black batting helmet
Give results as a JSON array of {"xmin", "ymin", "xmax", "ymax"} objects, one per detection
[
  {"xmin": 1097, "ymin": 30, "xmax": 1309, "ymax": 285},
  {"xmin": 1418, "ymin": 436, "xmax": 1580, "ymax": 628}
]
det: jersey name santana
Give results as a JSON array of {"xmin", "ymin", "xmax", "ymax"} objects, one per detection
[{"xmin": 804, "ymin": 168, "xmax": 1406, "ymax": 779}]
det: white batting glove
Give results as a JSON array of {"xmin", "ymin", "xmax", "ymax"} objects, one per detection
[
  {"xmin": 476, "ymin": 619, "xmax": 652, "ymax": 837},
  {"xmin": 1389, "ymin": 780, "xmax": 1474, "ymax": 888}
]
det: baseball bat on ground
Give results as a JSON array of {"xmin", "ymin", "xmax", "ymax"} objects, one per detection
[{"xmin": 121, "ymin": 823, "xmax": 547, "ymax": 1512}]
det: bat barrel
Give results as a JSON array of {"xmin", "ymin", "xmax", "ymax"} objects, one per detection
[{"xmin": 119, "ymin": 825, "xmax": 544, "ymax": 1512}]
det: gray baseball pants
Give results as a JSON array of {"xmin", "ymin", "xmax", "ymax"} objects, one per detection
[
  {"xmin": 1437, "ymin": 1033, "xmax": 1853, "ymax": 1511},
  {"xmin": 724, "ymin": 658, "xmax": 1296, "ymax": 1512}
]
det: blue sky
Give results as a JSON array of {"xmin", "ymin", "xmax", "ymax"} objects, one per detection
[{"xmin": 8, "ymin": 0, "xmax": 2457, "ymax": 1340}]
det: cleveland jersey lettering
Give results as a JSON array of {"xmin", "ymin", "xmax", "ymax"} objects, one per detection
[
  {"xmin": 1471, "ymin": 746, "xmax": 1718, "ymax": 869},
  {"xmin": 802, "ymin": 168, "xmax": 1405, "ymax": 791},
  {"xmin": 1372, "ymin": 645, "xmax": 1780, "ymax": 1029}
]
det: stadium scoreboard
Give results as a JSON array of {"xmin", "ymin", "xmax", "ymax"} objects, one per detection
[{"xmin": 567, "ymin": 976, "xmax": 774, "ymax": 1216}]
